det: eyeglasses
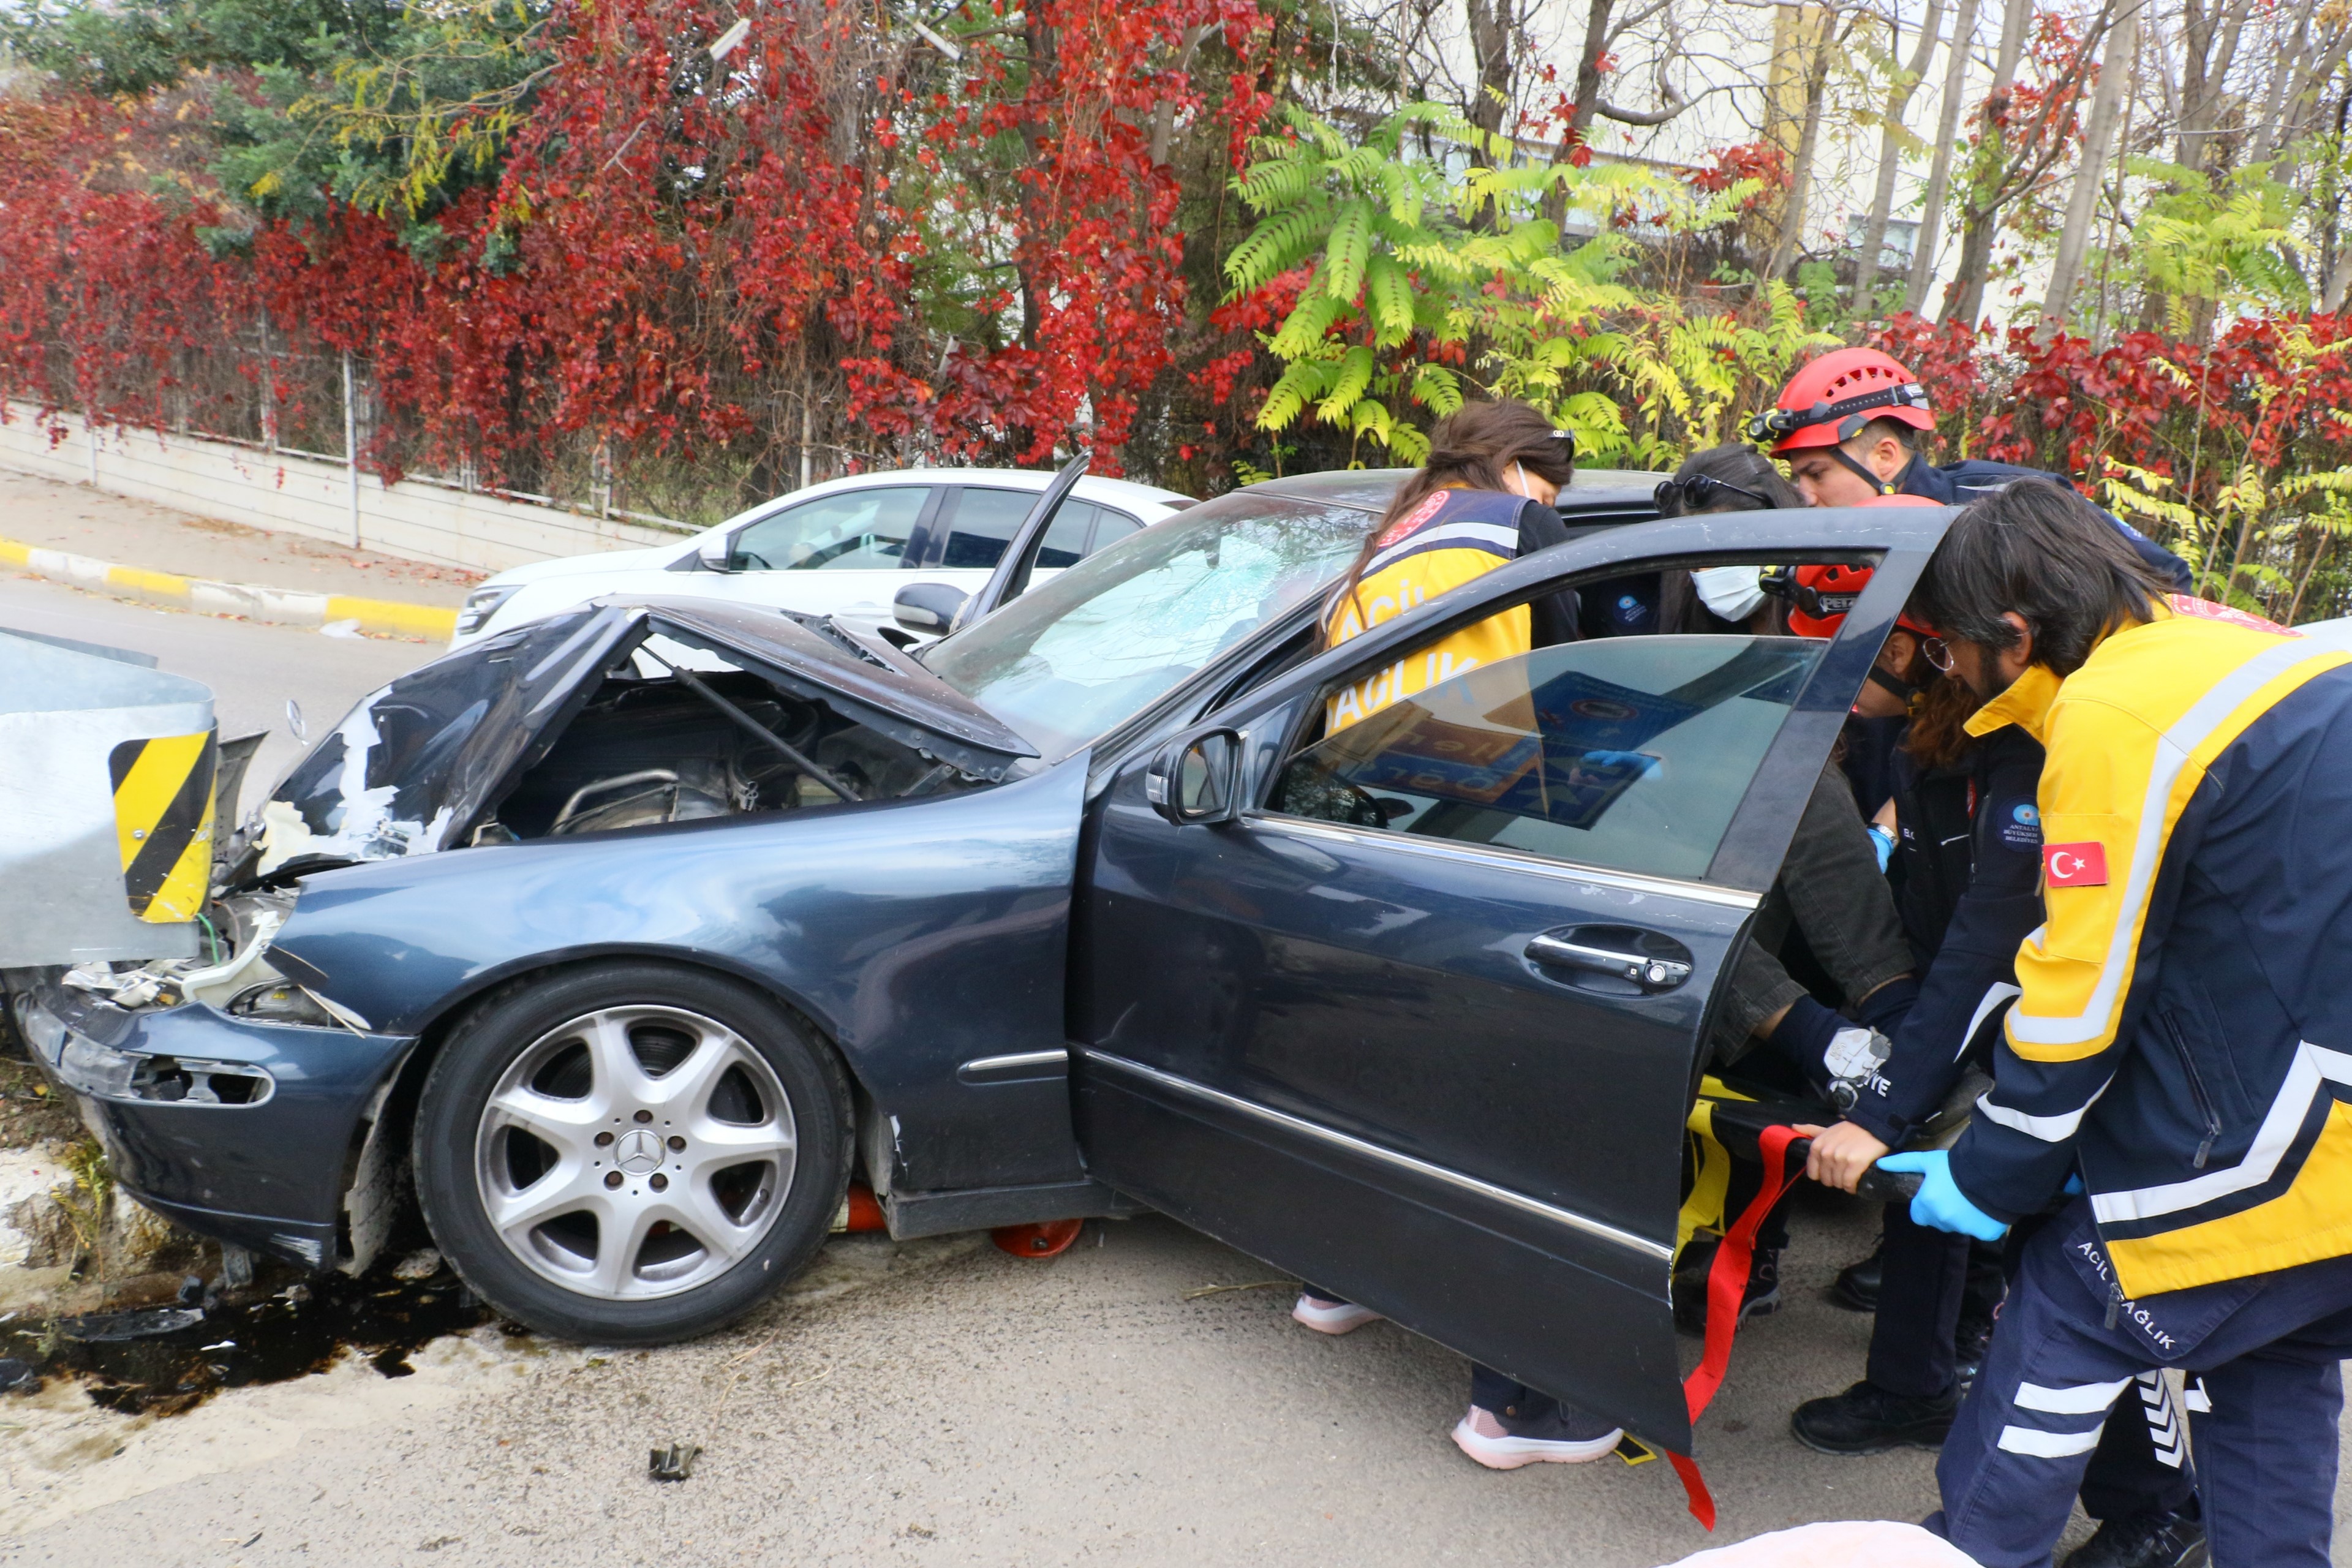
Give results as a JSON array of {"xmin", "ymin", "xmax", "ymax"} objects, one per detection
[
  {"xmin": 1654, "ymin": 474, "xmax": 1775, "ymax": 513},
  {"xmin": 1921, "ymin": 637, "xmax": 1954, "ymax": 674}
]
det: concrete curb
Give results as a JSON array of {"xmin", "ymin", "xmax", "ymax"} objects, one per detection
[{"xmin": 0, "ymin": 534, "xmax": 458, "ymax": 641}]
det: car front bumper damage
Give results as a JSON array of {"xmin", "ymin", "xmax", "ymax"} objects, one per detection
[{"xmin": 15, "ymin": 982, "xmax": 414, "ymax": 1270}]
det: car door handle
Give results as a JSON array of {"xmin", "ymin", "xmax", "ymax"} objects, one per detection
[{"xmin": 1524, "ymin": 933, "xmax": 1693, "ymax": 991}]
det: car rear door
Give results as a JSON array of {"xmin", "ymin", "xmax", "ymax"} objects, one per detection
[{"xmin": 1069, "ymin": 510, "xmax": 1942, "ymax": 1452}]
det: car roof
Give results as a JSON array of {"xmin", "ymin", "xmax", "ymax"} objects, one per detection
[
  {"xmin": 1245, "ymin": 467, "xmax": 1667, "ymax": 518},
  {"xmin": 792, "ymin": 468, "xmax": 1188, "ymax": 509}
]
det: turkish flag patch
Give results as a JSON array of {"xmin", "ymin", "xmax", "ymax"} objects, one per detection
[{"xmin": 2045, "ymin": 842, "xmax": 2109, "ymax": 888}]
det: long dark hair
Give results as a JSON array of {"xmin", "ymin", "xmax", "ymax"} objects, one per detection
[
  {"xmin": 1913, "ymin": 478, "xmax": 2166, "ymax": 677},
  {"xmin": 1327, "ymin": 400, "xmax": 1578, "ymax": 639},
  {"xmin": 1654, "ymin": 443, "xmax": 1801, "ymax": 635}
]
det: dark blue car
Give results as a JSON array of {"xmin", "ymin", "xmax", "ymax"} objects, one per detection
[{"xmin": 17, "ymin": 470, "xmax": 1946, "ymax": 1452}]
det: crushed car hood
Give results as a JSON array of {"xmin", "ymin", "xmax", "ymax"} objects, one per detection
[{"xmin": 246, "ymin": 598, "xmax": 1036, "ymax": 880}]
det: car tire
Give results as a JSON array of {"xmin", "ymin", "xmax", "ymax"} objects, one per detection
[{"xmin": 413, "ymin": 962, "xmax": 851, "ymax": 1344}]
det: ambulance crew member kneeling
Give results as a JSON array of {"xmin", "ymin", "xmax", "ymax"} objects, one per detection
[{"xmin": 1891, "ymin": 480, "xmax": 2352, "ymax": 1568}]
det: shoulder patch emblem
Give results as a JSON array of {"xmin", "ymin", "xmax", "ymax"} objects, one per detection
[{"xmin": 1376, "ymin": 491, "xmax": 1452, "ymax": 549}]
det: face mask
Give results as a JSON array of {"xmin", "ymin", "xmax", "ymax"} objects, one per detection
[{"xmin": 1692, "ymin": 565, "xmax": 1765, "ymax": 623}]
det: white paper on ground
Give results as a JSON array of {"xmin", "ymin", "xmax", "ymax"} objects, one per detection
[{"xmin": 1660, "ymin": 1520, "xmax": 1980, "ymax": 1568}]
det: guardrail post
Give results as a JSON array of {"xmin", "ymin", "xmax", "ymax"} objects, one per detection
[{"xmin": 342, "ymin": 351, "xmax": 362, "ymax": 548}]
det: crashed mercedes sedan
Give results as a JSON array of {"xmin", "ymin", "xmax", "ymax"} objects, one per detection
[{"xmin": 15, "ymin": 469, "xmax": 1948, "ymax": 1453}]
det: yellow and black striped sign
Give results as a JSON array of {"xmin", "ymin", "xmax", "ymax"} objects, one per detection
[{"xmin": 110, "ymin": 728, "xmax": 218, "ymax": 924}]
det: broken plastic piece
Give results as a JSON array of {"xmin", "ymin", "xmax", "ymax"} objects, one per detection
[
  {"xmin": 0, "ymin": 1357, "xmax": 34, "ymax": 1393},
  {"xmin": 649, "ymin": 1442, "xmax": 701, "ymax": 1482},
  {"xmin": 221, "ymin": 1243, "xmax": 255, "ymax": 1289},
  {"xmin": 58, "ymin": 1306, "xmax": 206, "ymax": 1342}
]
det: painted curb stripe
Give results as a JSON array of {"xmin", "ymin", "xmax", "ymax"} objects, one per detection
[
  {"xmin": 110, "ymin": 729, "xmax": 217, "ymax": 922},
  {"xmin": 0, "ymin": 532, "xmax": 459, "ymax": 639}
]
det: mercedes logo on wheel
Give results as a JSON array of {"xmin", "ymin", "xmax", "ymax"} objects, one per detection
[{"xmin": 616, "ymin": 1128, "xmax": 665, "ymax": 1175}]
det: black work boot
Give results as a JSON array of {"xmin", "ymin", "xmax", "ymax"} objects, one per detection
[
  {"xmin": 2062, "ymin": 1510, "xmax": 2208, "ymax": 1568},
  {"xmin": 1672, "ymin": 1238, "xmax": 1781, "ymax": 1335},
  {"xmin": 1789, "ymin": 1379, "xmax": 1959, "ymax": 1455},
  {"xmin": 1831, "ymin": 1243, "xmax": 1883, "ymax": 1311}
]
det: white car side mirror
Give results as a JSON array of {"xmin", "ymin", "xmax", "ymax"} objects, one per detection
[{"xmin": 696, "ymin": 532, "xmax": 733, "ymax": 571}]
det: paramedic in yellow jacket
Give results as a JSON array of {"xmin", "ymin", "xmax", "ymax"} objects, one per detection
[
  {"xmin": 1322, "ymin": 398, "xmax": 1582, "ymax": 733},
  {"xmin": 1294, "ymin": 398, "xmax": 1638, "ymax": 1471},
  {"xmin": 1886, "ymin": 478, "xmax": 2352, "ymax": 1568}
]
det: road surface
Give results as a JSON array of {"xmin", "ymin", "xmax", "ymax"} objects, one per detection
[{"xmin": 2, "ymin": 570, "xmax": 2342, "ymax": 1567}]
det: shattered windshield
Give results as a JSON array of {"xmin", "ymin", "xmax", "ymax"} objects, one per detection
[{"xmin": 921, "ymin": 494, "xmax": 1378, "ymax": 758}]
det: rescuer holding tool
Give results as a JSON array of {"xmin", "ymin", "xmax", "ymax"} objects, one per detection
[
  {"xmin": 1749, "ymin": 347, "xmax": 2193, "ymax": 593},
  {"xmin": 1788, "ymin": 500, "xmax": 2203, "ymax": 1568},
  {"xmin": 1881, "ymin": 480, "xmax": 2352, "ymax": 1568}
]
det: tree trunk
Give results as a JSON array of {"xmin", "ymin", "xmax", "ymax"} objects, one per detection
[
  {"xmin": 1855, "ymin": 0, "xmax": 1950, "ymax": 311},
  {"xmin": 1765, "ymin": 12, "xmax": 1841, "ymax": 281},
  {"xmin": 1904, "ymin": 0, "xmax": 1982, "ymax": 312},
  {"xmin": 1935, "ymin": 0, "xmax": 2032, "ymax": 324},
  {"xmin": 1567, "ymin": 0, "xmax": 1616, "ymax": 132},
  {"xmin": 2043, "ymin": 2, "xmax": 2136, "ymax": 328},
  {"xmin": 1464, "ymin": 0, "xmax": 1515, "ymax": 145},
  {"xmin": 2174, "ymin": 0, "xmax": 2254, "ymax": 177}
]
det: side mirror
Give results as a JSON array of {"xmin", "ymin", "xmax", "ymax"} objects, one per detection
[
  {"xmin": 893, "ymin": 581, "xmax": 970, "ymax": 638},
  {"xmin": 696, "ymin": 531, "xmax": 733, "ymax": 571},
  {"xmin": 1145, "ymin": 728, "xmax": 1244, "ymax": 826}
]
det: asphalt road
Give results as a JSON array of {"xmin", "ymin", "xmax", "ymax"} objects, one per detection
[
  {"xmin": 0, "ymin": 574, "xmax": 427, "ymax": 815},
  {"xmin": 2, "ymin": 574, "xmax": 2345, "ymax": 1567}
]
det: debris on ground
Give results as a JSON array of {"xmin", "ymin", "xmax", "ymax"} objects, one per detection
[
  {"xmin": 390, "ymin": 1249, "xmax": 443, "ymax": 1282},
  {"xmin": 8, "ymin": 1256, "xmax": 489, "ymax": 1415},
  {"xmin": 649, "ymin": 1442, "xmax": 701, "ymax": 1482}
]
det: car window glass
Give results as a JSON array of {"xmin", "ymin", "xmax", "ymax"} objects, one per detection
[
  {"xmin": 1084, "ymin": 510, "xmax": 1142, "ymax": 558},
  {"xmin": 731, "ymin": 487, "xmax": 930, "ymax": 572},
  {"xmin": 1036, "ymin": 502, "xmax": 1096, "ymax": 569},
  {"xmin": 940, "ymin": 488, "xmax": 1036, "ymax": 570},
  {"xmin": 1271, "ymin": 635, "xmax": 1823, "ymax": 882},
  {"xmin": 924, "ymin": 496, "xmax": 1376, "ymax": 760}
]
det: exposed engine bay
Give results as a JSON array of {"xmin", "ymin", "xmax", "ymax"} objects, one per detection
[
  {"xmin": 62, "ymin": 604, "xmax": 1013, "ymax": 1020},
  {"xmin": 472, "ymin": 665, "xmax": 973, "ymax": 844}
]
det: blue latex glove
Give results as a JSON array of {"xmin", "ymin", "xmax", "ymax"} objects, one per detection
[
  {"xmin": 1877, "ymin": 1150, "xmax": 2010, "ymax": 1241},
  {"xmin": 1866, "ymin": 824, "xmax": 1896, "ymax": 872}
]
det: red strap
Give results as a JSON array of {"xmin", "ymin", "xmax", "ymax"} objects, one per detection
[{"xmin": 1670, "ymin": 1122, "xmax": 1805, "ymax": 1528}]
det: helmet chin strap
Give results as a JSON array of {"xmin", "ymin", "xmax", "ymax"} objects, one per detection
[
  {"xmin": 1866, "ymin": 663, "xmax": 1920, "ymax": 704},
  {"xmin": 1831, "ymin": 445, "xmax": 1907, "ymax": 497}
]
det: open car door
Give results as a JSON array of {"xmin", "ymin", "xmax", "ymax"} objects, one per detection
[{"xmin": 1069, "ymin": 505, "xmax": 1948, "ymax": 1453}]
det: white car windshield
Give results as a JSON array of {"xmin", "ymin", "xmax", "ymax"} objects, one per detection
[{"xmin": 923, "ymin": 494, "xmax": 1379, "ymax": 758}]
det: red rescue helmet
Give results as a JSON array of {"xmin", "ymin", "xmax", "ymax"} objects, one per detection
[
  {"xmin": 1779, "ymin": 497, "xmax": 1942, "ymax": 639},
  {"xmin": 1747, "ymin": 347, "xmax": 1936, "ymax": 455}
]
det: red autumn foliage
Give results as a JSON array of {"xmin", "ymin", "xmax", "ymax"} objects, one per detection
[
  {"xmin": 0, "ymin": 0, "xmax": 1274, "ymax": 512},
  {"xmin": 1866, "ymin": 309, "xmax": 2352, "ymax": 501}
]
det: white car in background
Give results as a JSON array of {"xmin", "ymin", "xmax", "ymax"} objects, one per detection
[{"xmin": 450, "ymin": 467, "xmax": 1192, "ymax": 649}]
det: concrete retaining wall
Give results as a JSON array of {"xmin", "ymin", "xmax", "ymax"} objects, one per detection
[{"xmin": 0, "ymin": 404, "xmax": 694, "ymax": 575}]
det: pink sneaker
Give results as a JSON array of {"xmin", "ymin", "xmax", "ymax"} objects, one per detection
[
  {"xmin": 1450, "ymin": 1403, "xmax": 1623, "ymax": 1469},
  {"xmin": 1291, "ymin": 1292, "xmax": 1383, "ymax": 1335}
]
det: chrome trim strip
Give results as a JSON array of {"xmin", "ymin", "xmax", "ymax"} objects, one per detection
[
  {"xmin": 1084, "ymin": 1050, "xmax": 1673, "ymax": 1264},
  {"xmin": 1251, "ymin": 816, "xmax": 1762, "ymax": 911},
  {"xmin": 958, "ymin": 1049, "xmax": 1070, "ymax": 1080}
]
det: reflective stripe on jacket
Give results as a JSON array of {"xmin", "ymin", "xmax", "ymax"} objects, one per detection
[{"xmin": 1948, "ymin": 598, "xmax": 2352, "ymax": 1295}]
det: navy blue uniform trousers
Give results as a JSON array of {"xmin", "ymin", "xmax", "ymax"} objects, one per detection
[{"xmin": 1931, "ymin": 1199, "xmax": 2352, "ymax": 1568}]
